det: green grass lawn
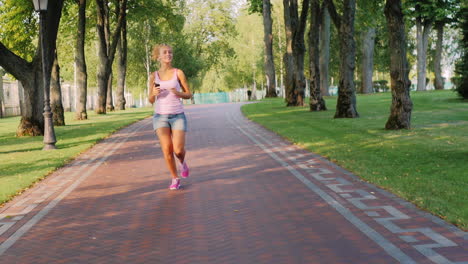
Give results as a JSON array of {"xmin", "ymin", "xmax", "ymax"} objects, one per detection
[
  {"xmin": 242, "ymin": 90, "xmax": 468, "ymax": 230},
  {"xmin": 0, "ymin": 107, "xmax": 153, "ymax": 205}
]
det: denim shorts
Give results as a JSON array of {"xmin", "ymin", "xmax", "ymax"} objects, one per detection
[{"xmin": 152, "ymin": 112, "xmax": 187, "ymax": 132}]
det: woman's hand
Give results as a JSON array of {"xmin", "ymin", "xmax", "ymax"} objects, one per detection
[
  {"xmin": 168, "ymin": 88, "xmax": 179, "ymax": 97},
  {"xmin": 169, "ymin": 88, "xmax": 191, "ymax": 99},
  {"xmin": 152, "ymin": 84, "xmax": 162, "ymax": 97}
]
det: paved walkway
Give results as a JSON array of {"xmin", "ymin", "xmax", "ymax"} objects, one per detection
[{"xmin": 0, "ymin": 103, "xmax": 466, "ymax": 263}]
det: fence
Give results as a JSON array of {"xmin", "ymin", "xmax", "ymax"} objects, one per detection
[
  {"xmin": 3, "ymin": 73, "xmax": 456, "ymax": 119},
  {"xmin": 0, "ymin": 76, "xmax": 268, "ymax": 118},
  {"xmin": 0, "ymin": 76, "xmax": 143, "ymax": 118},
  {"xmin": 0, "ymin": 77, "xmax": 22, "ymax": 118}
]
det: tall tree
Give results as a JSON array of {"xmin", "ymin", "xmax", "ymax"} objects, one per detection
[
  {"xmin": 308, "ymin": 0, "xmax": 326, "ymax": 111},
  {"xmin": 415, "ymin": 3, "xmax": 432, "ymax": 91},
  {"xmin": 94, "ymin": 0, "xmax": 127, "ymax": 114},
  {"xmin": 356, "ymin": 0, "xmax": 383, "ymax": 94},
  {"xmin": 283, "ymin": 0, "xmax": 310, "ymax": 106},
  {"xmin": 222, "ymin": 9, "xmax": 264, "ymax": 93},
  {"xmin": 433, "ymin": 20, "xmax": 444, "ymax": 90},
  {"xmin": 247, "ymin": 0, "xmax": 277, "ymax": 98},
  {"xmin": 319, "ymin": 1, "xmax": 331, "ymax": 96},
  {"xmin": 75, "ymin": 0, "xmax": 88, "ymax": 120},
  {"xmin": 360, "ymin": 28, "xmax": 376, "ymax": 93},
  {"xmin": 50, "ymin": 50, "xmax": 65, "ymax": 126},
  {"xmin": 0, "ymin": 0, "xmax": 65, "ymax": 136},
  {"xmin": 454, "ymin": 2, "xmax": 467, "ymax": 99},
  {"xmin": 182, "ymin": 0, "xmax": 236, "ymax": 93},
  {"xmin": 116, "ymin": 4, "xmax": 127, "ymax": 110},
  {"xmin": 325, "ymin": 0, "xmax": 359, "ymax": 117},
  {"xmin": 405, "ymin": 0, "xmax": 434, "ymax": 91},
  {"xmin": 432, "ymin": 0, "xmax": 458, "ymax": 90},
  {"xmin": 384, "ymin": 0, "xmax": 412, "ymax": 129},
  {"xmin": 263, "ymin": 0, "xmax": 277, "ymax": 97},
  {"xmin": 0, "ymin": 68, "xmax": 4, "ymax": 118}
]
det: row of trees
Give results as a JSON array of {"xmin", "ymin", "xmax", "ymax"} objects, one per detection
[
  {"xmin": 0, "ymin": 0, "xmax": 232, "ymax": 136},
  {"xmin": 1, "ymin": 0, "xmax": 131, "ymax": 135},
  {"xmin": 0, "ymin": 0, "xmax": 466, "ymax": 136},
  {"xmin": 249, "ymin": 0, "xmax": 465, "ymax": 129}
]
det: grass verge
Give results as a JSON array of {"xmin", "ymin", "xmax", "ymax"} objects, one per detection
[
  {"xmin": 0, "ymin": 107, "xmax": 153, "ymax": 206},
  {"xmin": 242, "ymin": 90, "xmax": 468, "ymax": 230}
]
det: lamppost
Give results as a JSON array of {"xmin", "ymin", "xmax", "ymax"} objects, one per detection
[{"xmin": 33, "ymin": 0, "xmax": 57, "ymax": 150}]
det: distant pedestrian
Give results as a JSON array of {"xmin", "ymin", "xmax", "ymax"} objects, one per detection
[{"xmin": 148, "ymin": 44, "xmax": 192, "ymax": 190}]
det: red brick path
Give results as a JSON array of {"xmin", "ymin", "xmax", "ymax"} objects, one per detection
[{"xmin": 0, "ymin": 103, "xmax": 466, "ymax": 263}]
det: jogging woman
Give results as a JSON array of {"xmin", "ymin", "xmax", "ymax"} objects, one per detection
[{"xmin": 148, "ymin": 44, "xmax": 192, "ymax": 190}]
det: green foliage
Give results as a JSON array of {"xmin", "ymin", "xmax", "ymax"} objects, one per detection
[
  {"xmin": 373, "ymin": 80, "xmax": 389, "ymax": 92},
  {"xmin": 404, "ymin": 0, "xmax": 460, "ymax": 25},
  {"xmin": 183, "ymin": 0, "xmax": 239, "ymax": 92},
  {"xmin": 172, "ymin": 37, "xmax": 204, "ymax": 79},
  {"xmin": 0, "ymin": 0, "xmax": 37, "ymax": 61},
  {"xmin": 220, "ymin": 10, "xmax": 264, "ymax": 91},
  {"xmin": 243, "ymin": 90, "xmax": 468, "ymax": 229},
  {"xmin": 247, "ymin": 0, "xmax": 262, "ymax": 14},
  {"xmin": 355, "ymin": 0, "xmax": 389, "ymax": 75},
  {"xmin": 56, "ymin": 0, "xmax": 96, "ymax": 83},
  {"xmin": 356, "ymin": 0, "xmax": 385, "ymax": 29},
  {"xmin": 271, "ymin": 0, "xmax": 284, "ymax": 86}
]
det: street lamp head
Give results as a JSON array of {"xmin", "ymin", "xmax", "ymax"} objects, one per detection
[{"xmin": 32, "ymin": 0, "xmax": 48, "ymax": 12}]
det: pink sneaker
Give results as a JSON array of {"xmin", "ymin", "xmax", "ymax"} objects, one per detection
[
  {"xmin": 180, "ymin": 161, "xmax": 189, "ymax": 178},
  {"xmin": 169, "ymin": 178, "xmax": 181, "ymax": 190}
]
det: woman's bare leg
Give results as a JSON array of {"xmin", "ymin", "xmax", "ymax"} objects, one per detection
[
  {"xmin": 172, "ymin": 129, "xmax": 186, "ymax": 163},
  {"xmin": 156, "ymin": 127, "xmax": 178, "ymax": 179}
]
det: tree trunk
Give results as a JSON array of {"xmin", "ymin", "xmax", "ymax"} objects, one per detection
[
  {"xmin": 0, "ymin": 69, "xmax": 4, "ymax": 118},
  {"xmin": 50, "ymin": 50, "xmax": 65, "ymax": 126},
  {"xmin": 144, "ymin": 21, "xmax": 152, "ymax": 98},
  {"xmin": 327, "ymin": 0, "xmax": 359, "ymax": 118},
  {"xmin": 251, "ymin": 81, "xmax": 257, "ymax": 100},
  {"xmin": 319, "ymin": 3, "xmax": 330, "ymax": 96},
  {"xmin": 416, "ymin": 17, "xmax": 432, "ymax": 91},
  {"xmin": 293, "ymin": 38, "xmax": 307, "ymax": 107},
  {"xmin": 277, "ymin": 20, "xmax": 285, "ymax": 97},
  {"xmin": 283, "ymin": 0, "xmax": 297, "ymax": 105},
  {"xmin": 95, "ymin": 0, "xmax": 127, "ymax": 114},
  {"xmin": 96, "ymin": 35, "xmax": 109, "ymax": 114},
  {"xmin": 309, "ymin": 0, "xmax": 326, "ymax": 111},
  {"xmin": 75, "ymin": 0, "xmax": 88, "ymax": 120},
  {"xmin": 106, "ymin": 72, "xmax": 114, "ymax": 111},
  {"xmin": 105, "ymin": 1, "xmax": 113, "ymax": 110},
  {"xmin": 295, "ymin": 0, "xmax": 310, "ymax": 106},
  {"xmin": 116, "ymin": 13, "xmax": 127, "ymax": 110},
  {"xmin": 454, "ymin": 4, "xmax": 468, "ymax": 99},
  {"xmin": 361, "ymin": 27, "xmax": 376, "ymax": 94},
  {"xmin": 384, "ymin": 0, "xmax": 413, "ymax": 129},
  {"xmin": 0, "ymin": 0, "xmax": 64, "ymax": 136},
  {"xmin": 434, "ymin": 21, "xmax": 444, "ymax": 90},
  {"xmin": 263, "ymin": 0, "xmax": 277, "ymax": 98},
  {"xmin": 283, "ymin": 0, "xmax": 309, "ymax": 106}
]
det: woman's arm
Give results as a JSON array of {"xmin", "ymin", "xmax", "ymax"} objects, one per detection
[
  {"xmin": 173, "ymin": 69, "xmax": 192, "ymax": 100},
  {"xmin": 148, "ymin": 72, "xmax": 157, "ymax": 104}
]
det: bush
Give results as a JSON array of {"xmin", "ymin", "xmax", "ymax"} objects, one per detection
[
  {"xmin": 373, "ymin": 80, "xmax": 389, "ymax": 93},
  {"xmin": 355, "ymin": 80, "xmax": 362, "ymax": 93},
  {"xmin": 454, "ymin": 77, "xmax": 468, "ymax": 99}
]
